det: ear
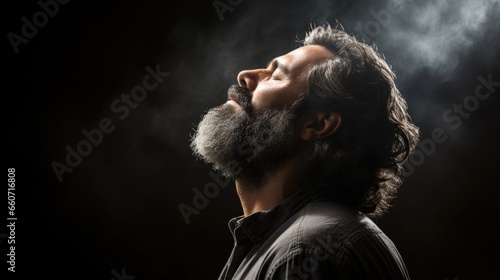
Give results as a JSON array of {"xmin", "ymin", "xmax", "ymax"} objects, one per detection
[{"xmin": 299, "ymin": 110, "xmax": 342, "ymax": 142}]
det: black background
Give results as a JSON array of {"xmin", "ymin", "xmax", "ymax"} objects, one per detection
[{"xmin": 3, "ymin": 0, "xmax": 500, "ymax": 279}]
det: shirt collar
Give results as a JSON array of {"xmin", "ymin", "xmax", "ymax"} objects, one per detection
[{"xmin": 227, "ymin": 184, "xmax": 326, "ymax": 245}]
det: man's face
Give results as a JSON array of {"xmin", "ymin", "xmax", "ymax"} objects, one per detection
[
  {"xmin": 190, "ymin": 45, "xmax": 334, "ymax": 187},
  {"xmin": 229, "ymin": 45, "xmax": 335, "ymax": 112}
]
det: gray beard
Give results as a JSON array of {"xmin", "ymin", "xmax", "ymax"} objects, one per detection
[{"xmin": 190, "ymin": 103, "xmax": 297, "ymax": 189}]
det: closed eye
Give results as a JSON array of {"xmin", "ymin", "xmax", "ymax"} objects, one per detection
[
  {"xmin": 267, "ymin": 59, "xmax": 279, "ymax": 72},
  {"xmin": 267, "ymin": 59, "xmax": 284, "ymax": 80}
]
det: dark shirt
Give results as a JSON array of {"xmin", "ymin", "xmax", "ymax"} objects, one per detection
[{"xmin": 217, "ymin": 185, "xmax": 411, "ymax": 280}]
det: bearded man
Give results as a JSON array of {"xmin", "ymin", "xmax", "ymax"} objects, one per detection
[{"xmin": 190, "ymin": 23, "xmax": 419, "ymax": 280}]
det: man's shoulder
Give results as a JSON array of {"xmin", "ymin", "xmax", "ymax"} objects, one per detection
[
  {"xmin": 270, "ymin": 199, "xmax": 383, "ymax": 254},
  {"xmin": 266, "ymin": 197, "xmax": 391, "ymax": 262},
  {"xmin": 263, "ymin": 198, "xmax": 409, "ymax": 279},
  {"xmin": 285, "ymin": 198, "xmax": 380, "ymax": 239}
]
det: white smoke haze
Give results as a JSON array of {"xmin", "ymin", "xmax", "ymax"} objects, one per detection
[
  {"xmin": 384, "ymin": 0, "xmax": 498, "ymax": 79},
  {"xmin": 148, "ymin": 0, "xmax": 499, "ymax": 154},
  {"xmin": 7, "ymin": 1, "xmax": 498, "ymax": 278}
]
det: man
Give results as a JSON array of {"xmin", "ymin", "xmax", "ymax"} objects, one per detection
[{"xmin": 190, "ymin": 23, "xmax": 419, "ymax": 279}]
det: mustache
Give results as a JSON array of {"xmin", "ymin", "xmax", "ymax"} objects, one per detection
[{"xmin": 227, "ymin": 84, "xmax": 252, "ymax": 113}]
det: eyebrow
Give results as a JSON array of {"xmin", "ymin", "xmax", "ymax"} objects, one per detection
[{"xmin": 267, "ymin": 58, "xmax": 290, "ymax": 74}]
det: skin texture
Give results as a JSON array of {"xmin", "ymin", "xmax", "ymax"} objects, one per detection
[
  {"xmin": 234, "ymin": 45, "xmax": 343, "ymax": 216},
  {"xmin": 237, "ymin": 45, "xmax": 334, "ymax": 110}
]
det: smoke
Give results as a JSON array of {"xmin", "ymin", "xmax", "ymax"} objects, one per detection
[
  {"xmin": 381, "ymin": 0, "xmax": 499, "ymax": 78},
  {"xmin": 352, "ymin": 0, "xmax": 500, "ymax": 126},
  {"xmin": 18, "ymin": 0, "xmax": 498, "ymax": 278},
  {"xmin": 147, "ymin": 0, "xmax": 500, "ymax": 155}
]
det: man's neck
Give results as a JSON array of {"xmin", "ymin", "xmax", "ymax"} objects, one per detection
[{"xmin": 235, "ymin": 158, "xmax": 308, "ymax": 217}]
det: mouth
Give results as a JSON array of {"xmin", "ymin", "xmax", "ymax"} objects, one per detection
[
  {"xmin": 225, "ymin": 97, "xmax": 241, "ymax": 111},
  {"xmin": 228, "ymin": 96, "xmax": 241, "ymax": 106},
  {"xmin": 226, "ymin": 84, "xmax": 251, "ymax": 112}
]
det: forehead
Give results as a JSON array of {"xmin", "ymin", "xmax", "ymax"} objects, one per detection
[{"xmin": 279, "ymin": 45, "xmax": 335, "ymax": 74}]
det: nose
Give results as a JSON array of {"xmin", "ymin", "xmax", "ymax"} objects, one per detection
[{"xmin": 237, "ymin": 69, "xmax": 262, "ymax": 92}]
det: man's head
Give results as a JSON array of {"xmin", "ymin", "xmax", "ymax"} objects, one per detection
[
  {"xmin": 190, "ymin": 24, "xmax": 419, "ymax": 217},
  {"xmin": 190, "ymin": 44, "xmax": 335, "ymax": 188}
]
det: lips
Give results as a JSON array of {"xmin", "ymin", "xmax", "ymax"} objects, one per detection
[{"xmin": 229, "ymin": 95, "xmax": 240, "ymax": 106}]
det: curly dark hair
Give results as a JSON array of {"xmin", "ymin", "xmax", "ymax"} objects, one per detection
[{"xmin": 295, "ymin": 23, "xmax": 420, "ymax": 217}]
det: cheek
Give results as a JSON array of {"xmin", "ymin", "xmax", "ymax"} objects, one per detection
[
  {"xmin": 251, "ymin": 91, "xmax": 281, "ymax": 110},
  {"xmin": 251, "ymin": 82, "xmax": 305, "ymax": 110}
]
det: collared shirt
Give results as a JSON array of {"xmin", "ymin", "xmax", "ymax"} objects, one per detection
[{"xmin": 218, "ymin": 185, "xmax": 411, "ymax": 280}]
